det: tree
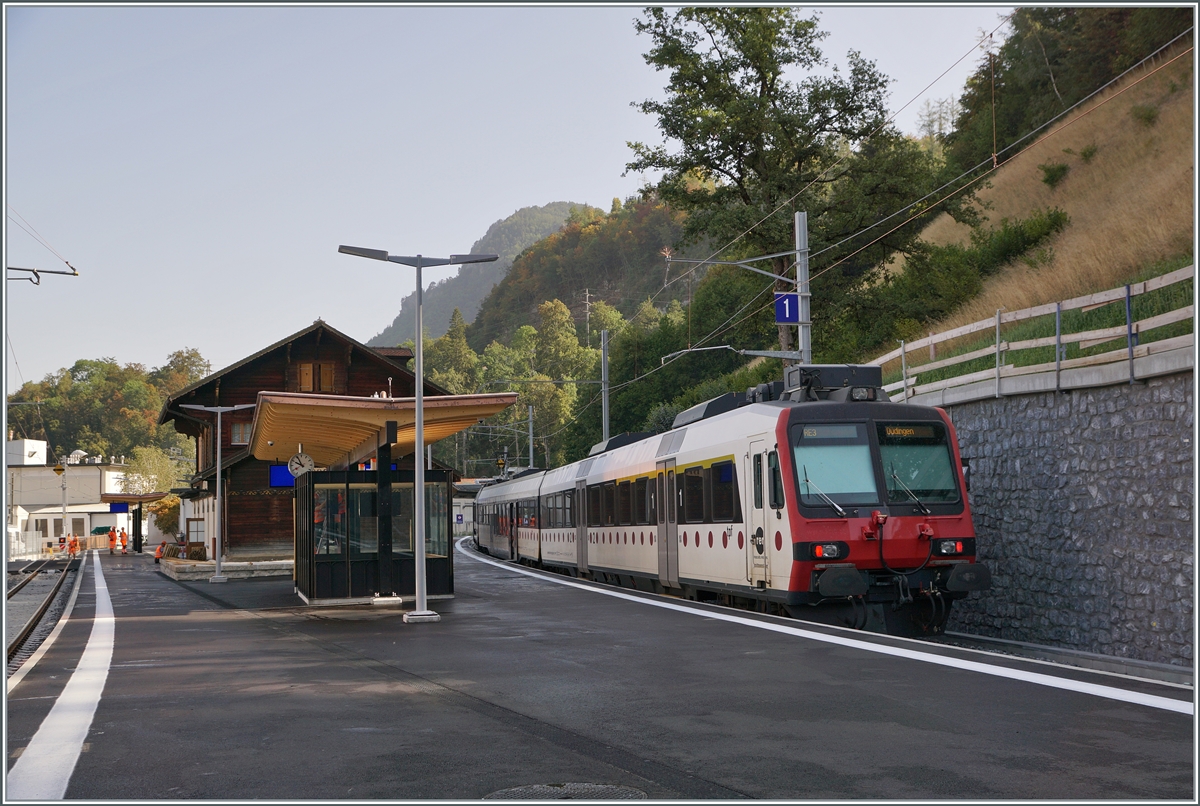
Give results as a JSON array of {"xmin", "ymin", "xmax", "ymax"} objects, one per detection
[
  {"xmin": 120, "ymin": 446, "xmax": 180, "ymax": 494},
  {"xmin": 627, "ymin": 7, "xmax": 944, "ymax": 356},
  {"xmin": 535, "ymin": 300, "xmax": 586, "ymax": 380},
  {"xmin": 147, "ymin": 494, "xmax": 181, "ymax": 536},
  {"xmin": 425, "ymin": 308, "xmax": 480, "ymax": 394}
]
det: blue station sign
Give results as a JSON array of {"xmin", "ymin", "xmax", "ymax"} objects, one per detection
[{"xmin": 774, "ymin": 292, "xmax": 800, "ymax": 324}]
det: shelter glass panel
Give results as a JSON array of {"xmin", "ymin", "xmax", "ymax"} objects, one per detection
[
  {"xmin": 314, "ymin": 484, "xmax": 346, "ymax": 556},
  {"xmin": 348, "ymin": 484, "xmax": 378, "ymax": 555}
]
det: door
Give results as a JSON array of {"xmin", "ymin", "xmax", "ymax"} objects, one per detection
[
  {"xmin": 575, "ymin": 481, "xmax": 588, "ymax": 575},
  {"xmin": 508, "ymin": 502, "xmax": 517, "ymax": 561},
  {"xmin": 746, "ymin": 440, "xmax": 769, "ymax": 587},
  {"xmin": 656, "ymin": 459, "xmax": 678, "ymax": 588}
]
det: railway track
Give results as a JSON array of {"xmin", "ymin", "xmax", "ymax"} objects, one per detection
[
  {"xmin": 7, "ymin": 558, "xmax": 74, "ymax": 666},
  {"xmin": 7, "ymin": 558, "xmax": 54, "ymax": 599}
]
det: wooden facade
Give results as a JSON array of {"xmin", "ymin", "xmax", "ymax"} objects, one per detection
[{"xmin": 160, "ymin": 321, "xmax": 440, "ymax": 559}]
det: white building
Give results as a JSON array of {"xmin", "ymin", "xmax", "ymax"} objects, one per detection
[{"xmin": 6, "ymin": 439, "xmax": 136, "ymax": 558}]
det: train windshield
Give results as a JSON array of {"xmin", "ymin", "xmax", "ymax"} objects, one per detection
[
  {"xmin": 877, "ymin": 422, "xmax": 960, "ymax": 504},
  {"xmin": 792, "ymin": 423, "xmax": 880, "ymax": 507}
]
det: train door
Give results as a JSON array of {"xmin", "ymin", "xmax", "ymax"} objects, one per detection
[
  {"xmin": 656, "ymin": 459, "xmax": 678, "ymax": 589},
  {"xmin": 575, "ymin": 481, "xmax": 588, "ymax": 576},
  {"xmin": 747, "ymin": 440, "xmax": 769, "ymax": 587},
  {"xmin": 507, "ymin": 502, "xmax": 517, "ymax": 561}
]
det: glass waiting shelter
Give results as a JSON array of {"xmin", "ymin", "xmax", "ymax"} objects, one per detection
[
  {"xmin": 294, "ymin": 463, "xmax": 453, "ymax": 602},
  {"xmin": 243, "ymin": 389, "xmax": 518, "ymax": 606}
]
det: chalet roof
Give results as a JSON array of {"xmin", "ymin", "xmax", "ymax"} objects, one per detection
[{"xmin": 159, "ymin": 320, "xmax": 436, "ymax": 427}]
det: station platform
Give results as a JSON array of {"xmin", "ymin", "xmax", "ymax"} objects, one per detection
[{"xmin": 5, "ymin": 545, "xmax": 1193, "ymax": 800}]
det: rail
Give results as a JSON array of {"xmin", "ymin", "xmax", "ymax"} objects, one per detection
[
  {"xmin": 868, "ymin": 266, "xmax": 1194, "ymax": 400},
  {"xmin": 7, "ymin": 559, "xmax": 73, "ymax": 662}
]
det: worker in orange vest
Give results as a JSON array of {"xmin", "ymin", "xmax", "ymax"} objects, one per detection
[
  {"xmin": 119, "ymin": 528, "xmax": 128, "ymax": 555},
  {"xmin": 108, "ymin": 527, "xmax": 117, "ymax": 555},
  {"xmin": 68, "ymin": 534, "xmax": 79, "ymax": 559},
  {"xmin": 154, "ymin": 540, "xmax": 166, "ymax": 564}
]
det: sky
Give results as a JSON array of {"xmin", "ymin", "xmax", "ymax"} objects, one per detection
[{"xmin": 5, "ymin": 4, "xmax": 1013, "ymax": 396}]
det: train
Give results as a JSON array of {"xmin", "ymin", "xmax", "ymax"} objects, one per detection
[{"xmin": 473, "ymin": 364, "xmax": 991, "ymax": 637}]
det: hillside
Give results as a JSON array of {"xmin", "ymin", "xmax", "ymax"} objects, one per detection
[
  {"xmin": 366, "ymin": 202, "xmax": 589, "ymax": 347},
  {"xmin": 916, "ymin": 44, "xmax": 1193, "ymax": 332},
  {"xmin": 465, "ymin": 197, "xmax": 706, "ymax": 352}
]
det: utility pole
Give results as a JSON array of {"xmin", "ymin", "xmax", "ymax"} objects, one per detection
[
  {"xmin": 528, "ymin": 405, "xmax": 534, "ymax": 469},
  {"xmin": 581, "ymin": 288, "xmax": 593, "ymax": 348},
  {"xmin": 795, "ymin": 211, "xmax": 812, "ymax": 365},
  {"xmin": 601, "ymin": 330, "xmax": 610, "ymax": 443}
]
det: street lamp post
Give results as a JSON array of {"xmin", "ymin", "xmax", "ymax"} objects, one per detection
[
  {"xmin": 180, "ymin": 403, "xmax": 255, "ymax": 582},
  {"xmin": 339, "ymin": 245, "xmax": 498, "ymax": 623},
  {"xmin": 53, "ymin": 461, "xmax": 66, "ymax": 558}
]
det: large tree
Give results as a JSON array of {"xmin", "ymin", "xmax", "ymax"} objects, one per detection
[{"xmin": 627, "ymin": 7, "xmax": 943, "ymax": 356}]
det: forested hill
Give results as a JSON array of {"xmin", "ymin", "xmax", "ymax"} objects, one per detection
[
  {"xmin": 465, "ymin": 197, "xmax": 703, "ymax": 352},
  {"xmin": 366, "ymin": 202, "xmax": 588, "ymax": 347}
]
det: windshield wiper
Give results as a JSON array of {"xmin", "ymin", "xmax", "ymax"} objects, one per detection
[
  {"xmin": 802, "ymin": 465, "xmax": 846, "ymax": 517},
  {"xmin": 889, "ymin": 464, "xmax": 931, "ymax": 515}
]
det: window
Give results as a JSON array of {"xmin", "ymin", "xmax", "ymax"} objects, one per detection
[
  {"xmin": 616, "ymin": 481, "xmax": 632, "ymax": 525},
  {"xmin": 587, "ymin": 486, "xmax": 601, "ymax": 527},
  {"xmin": 667, "ymin": 471, "xmax": 676, "ymax": 524},
  {"xmin": 792, "ymin": 424, "xmax": 878, "ymax": 508},
  {"xmin": 564, "ymin": 490, "xmax": 573, "ymax": 528},
  {"xmin": 297, "ymin": 363, "xmax": 335, "ymax": 393},
  {"xmin": 877, "ymin": 422, "xmax": 959, "ymax": 504},
  {"xmin": 753, "ymin": 454, "xmax": 763, "ymax": 509},
  {"xmin": 602, "ymin": 483, "xmax": 616, "ymax": 526},
  {"xmin": 768, "ymin": 451, "xmax": 786, "ymax": 510},
  {"xmin": 231, "ymin": 422, "xmax": 252, "ymax": 445},
  {"xmin": 682, "ymin": 466, "xmax": 705, "ymax": 523},
  {"xmin": 35, "ymin": 518, "xmax": 47, "ymax": 537},
  {"xmin": 710, "ymin": 461, "xmax": 741, "ymax": 522},
  {"xmin": 72, "ymin": 517, "xmax": 85, "ymax": 536},
  {"xmin": 633, "ymin": 478, "xmax": 649, "ymax": 525}
]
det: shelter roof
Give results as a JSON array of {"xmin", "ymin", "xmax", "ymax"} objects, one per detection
[
  {"xmin": 99, "ymin": 492, "xmax": 172, "ymax": 505},
  {"xmin": 248, "ymin": 391, "xmax": 519, "ymax": 469}
]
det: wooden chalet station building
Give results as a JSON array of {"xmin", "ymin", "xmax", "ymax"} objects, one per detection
[{"xmin": 159, "ymin": 321, "xmax": 515, "ymax": 603}]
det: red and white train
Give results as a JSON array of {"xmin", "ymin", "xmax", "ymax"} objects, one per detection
[{"xmin": 473, "ymin": 364, "xmax": 991, "ymax": 636}]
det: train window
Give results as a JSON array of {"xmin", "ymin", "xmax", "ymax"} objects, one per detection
[
  {"xmin": 877, "ymin": 422, "xmax": 959, "ymax": 504},
  {"xmin": 616, "ymin": 481, "xmax": 632, "ymax": 525},
  {"xmin": 682, "ymin": 466, "xmax": 705, "ymax": 523},
  {"xmin": 633, "ymin": 478, "xmax": 649, "ymax": 525},
  {"xmin": 768, "ymin": 451, "xmax": 786, "ymax": 510},
  {"xmin": 753, "ymin": 454, "xmax": 763, "ymax": 509},
  {"xmin": 656, "ymin": 473, "xmax": 665, "ymax": 525},
  {"xmin": 587, "ymin": 486, "xmax": 602, "ymax": 527},
  {"xmin": 792, "ymin": 423, "xmax": 878, "ymax": 508},
  {"xmin": 564, "ymin": 490, "xmax": 573, "ymax": 528},
  {"xmin": 602, "ymin": 483, "xmax": 616, "ymax": 526},
  {"xmin": 669, "ymin": 470, "xmax": 679, "ymax": 523},
  {"xmin": 710, "ymin": 461, "xmax": 741, "ymax": 522}
]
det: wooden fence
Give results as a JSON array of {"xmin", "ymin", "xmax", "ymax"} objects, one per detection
[{"xmin": 869, "ymin": 265, "xmax": 1194, "ymax": 400}]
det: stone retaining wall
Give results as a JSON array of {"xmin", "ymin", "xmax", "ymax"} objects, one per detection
[{"xmin": 944, "ymin": 373, "xmax": 1193, "ymax": 666}]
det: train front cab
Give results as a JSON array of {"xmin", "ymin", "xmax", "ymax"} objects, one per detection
[{"xmin": 776, "ymin": 400, "xmax": 992, "ymax": 636}]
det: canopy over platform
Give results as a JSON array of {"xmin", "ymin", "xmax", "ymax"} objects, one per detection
[
  {"xmin": 100, "ymin": 492, "xmax": 172, "ymax": 505},
  {"xmin": 248, "ymin": 391, "xmax": 518, "ymax": 469}
]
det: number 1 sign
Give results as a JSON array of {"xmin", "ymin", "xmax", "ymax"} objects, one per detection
[{"xmin": 774, "ymin": 292, "xmax": 800, "ymax": 324}]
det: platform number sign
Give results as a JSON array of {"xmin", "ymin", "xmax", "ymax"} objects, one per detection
[{"xmin": 774, "ymin": 292, "xmax": 800, "ymax": 324}]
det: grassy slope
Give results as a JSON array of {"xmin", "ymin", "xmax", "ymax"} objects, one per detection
[{"xmin": 916, "ymin": 45, "xmax": 1193, "ymax": 332}]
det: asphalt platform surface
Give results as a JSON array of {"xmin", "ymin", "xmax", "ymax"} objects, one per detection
[{"xmin": 5, "ymin": 547, "xmax": 1194, "ymax": 800}]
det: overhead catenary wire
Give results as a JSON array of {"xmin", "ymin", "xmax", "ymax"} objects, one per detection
[
  {"xmin": 809, "ymin": 43, "xmax": 1195, "ymax": 285},
  {"xmin": 645, "ymin": 10, "xmax": 1019, "ymax": 303}
]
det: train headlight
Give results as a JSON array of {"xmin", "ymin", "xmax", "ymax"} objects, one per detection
[
  {"xmin": 937, "ymin": 540, "xmax": 964, "ymax": 555},
  {"xmin": 807, "ymin": 542, "xmax": 849, "ymax": 560},
  {"xmin": 850, "ymin": 387, "xmax": 876, "ymax": 401}
]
